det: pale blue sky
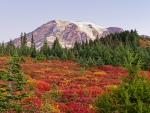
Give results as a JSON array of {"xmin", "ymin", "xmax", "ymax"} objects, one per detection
[{"xmin": 0, "ymin": 0, "xmax": 150, "ymax": 42}]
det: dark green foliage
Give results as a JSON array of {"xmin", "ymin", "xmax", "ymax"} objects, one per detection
[
  {"xmin": 100, "ymin": 30, "xmax": 140, "ymax": 48},
  {"xmin": 30, "ymin": 34, "xmax": 36, "ymax": 58},
  {"xmin": 20, "ymin": 32, "xmax": 23, "ymax": 46},
  {"xmin": 94, "ymin": 52, "xmax": 150, "ymax": 113},
  {"xmin": 0, "ymin": 51, "xmax": 26, "ymax": 112},
  {"xmin": 22, "ymin": 33, "xmax": 27, "ymax": 46},
  {"xmin": 5, "ymin": 40, "xmax": 16, "ymax": 56},
  {"xmin": 96, "ymin": 57, "xmax": 104, "ymax": 66},
  {"xmin": 67, "ymin": 50, "xmax": 75, "ymax": 61},
  {"xmin": 0, "ymin": 42, "xmax": 5, "ymax": 56},
  {"xmin": 20, "ymin": 57, "xmax": 26, "ymax": 62},
  {"xmin": 87, "ymin": 57, "xmax": 95, "ymax": 67},
  {"xmin": 61, "ymin": 51, "xmax": 67, "ymax": 60},
  {"xmin": 122, "ymin": 51, "xmax": 143, "ymax": 83},
  {"xmin": 47, "ymin": 55, "xmax": 55, "ymax": 60},
  {"xmin": 19, "ymin": 33, "xmax": 30, "ymax": 56},
  {"xmin": 36, "ymin": 51, "xmax": 46, "ymax": 60},
  {"xmin": 40, "ymin": 40, "xmax": 50, "ymax": 58},
  {"xmin": 51, "ymin": 38, "xmax": 63, "ymax": 57}
]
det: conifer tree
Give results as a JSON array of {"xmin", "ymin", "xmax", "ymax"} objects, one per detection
[
  {"xmin": 61, "ymin": 51, "xmax": 67, "ymax": 60},
  {"xmin": 96, "ymin": 57, "xmax": 104, "ymax": 66},
  {"xmin": 23, "ymin": 33, "xmax": 27, "ymax": 46},
  {"xmin": 0, "ymin": 42, "xmax": 5, "ymax": 56},
  {"xmin": 87, "ymin": 57, "xmax": 94, "ymax": 67},
  {"xmin": 40, "ymin": 40, "xmax": 50, "ymax": 58},
  {"xmin": 51, "ymin": 38, "xmax": 63, "ymax": 57},
  {"xmin": 0, "ymin": 51, "xmax": 26, "ymax": 112},
  {"xmin": 36, "ymin": 51, "xmax": 46, "ymax": 60},
  {"xmin": 30, "ymin": 34, "xmax": 36, "ymax": 58},
  {"xmin": 68, "ymin": 50, "xmax": 75, "ymax": 60},
  {"xmin": 123, "ymin": 50, "xmax": 143, "ymax": 83},
  {"xmin": 19, "ymin": 33, "xmax": 30, "ymax": 56},
  {"xmin": 20, "ymin": 32, "xmax": 23, "ymax": 46},
  {"xmin": 5, "ymin": 40, "xmax": 16, "ymax": 56}
]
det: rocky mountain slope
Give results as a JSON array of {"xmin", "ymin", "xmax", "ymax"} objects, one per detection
[{"xmin": 12, "ymin": 20, "xmax": 123, "ymax": 49}]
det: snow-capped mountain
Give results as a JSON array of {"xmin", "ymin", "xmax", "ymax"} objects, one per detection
[{"xmin": 12, "ymin": 20, "xmax": 123, "ymax": 49}]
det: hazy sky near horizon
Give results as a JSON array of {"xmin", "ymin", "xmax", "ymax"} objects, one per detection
[{"xmin": 0, "ymin": 0, "xmax": 150, "ymax": 42}]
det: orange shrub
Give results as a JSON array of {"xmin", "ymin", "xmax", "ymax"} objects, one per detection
[{"xmin": 93, "ymin": 71, "xmax": 106, "ymax": 75}]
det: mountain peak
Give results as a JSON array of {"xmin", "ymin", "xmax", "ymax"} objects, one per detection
[{"xmin": 12, "ymin": 20, "xmax": 124, "ymax": 49}]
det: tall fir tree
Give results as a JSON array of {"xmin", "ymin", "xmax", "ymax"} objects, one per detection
[
  {"xmin": 30, "ymin": 34, "xmax": 36, "ymax": 58},
  {"xmin": 20, "ymin": 32, "xmax": 23, "ymax": 46},
  {"xmin": 19, "ymin": 33, "xmax": 29, "ymax": 56},
  {"xmin": 23, "ymin": 33, "xmax": 27, "ymax": 46}
]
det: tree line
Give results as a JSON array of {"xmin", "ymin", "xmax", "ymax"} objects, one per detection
[{"xmin": 0, "ymin": 30, "xmax": 150, "ymax": 70}]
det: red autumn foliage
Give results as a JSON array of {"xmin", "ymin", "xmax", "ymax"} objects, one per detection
[
  {"xmin": 34, "ymin": 80, "xmax": 50, "ymax": 90},
  {"xmin": 1, "ymin": 57, "xmax": 150, "ymax": 112},
  {"xmin": 57, "ymin": 101, "xmax": 95, "ymax": 113}
]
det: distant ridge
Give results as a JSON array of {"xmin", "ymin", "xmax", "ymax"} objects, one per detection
[{"xmin": 140, "ymin": 35, "xmax": 150, "ymax": 38}]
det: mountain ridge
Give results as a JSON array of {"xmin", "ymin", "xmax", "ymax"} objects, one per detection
[
  {"xmin": 140, "ymin": 35, "xmax": 150, "ymax": 38},
  {"xmin": 11, "ymin": 20, "xmax": 124, "ymax": 49}
]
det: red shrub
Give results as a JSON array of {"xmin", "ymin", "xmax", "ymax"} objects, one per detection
[{"xmin": 34, "ymin": 80, "xmax": 50, "ymax": 90}]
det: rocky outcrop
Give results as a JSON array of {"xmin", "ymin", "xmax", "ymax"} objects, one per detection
[{"xmin": 12, "ymin": 20, "xmax": 124, "ymax": 49}]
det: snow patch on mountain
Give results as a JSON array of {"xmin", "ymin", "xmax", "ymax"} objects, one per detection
[
  {"xmin": 54, "ymin": 20, "xmax": 107, "ymax": 40},
  {"xmin": 72, "ymin": 21, "xmax": 106, "ymax": 40},
  {"xmin": 53, "ymin": 20, "xmax": 70, "ymax": 33}
]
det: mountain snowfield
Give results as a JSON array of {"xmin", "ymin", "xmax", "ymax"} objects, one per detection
[
  {"xmin": 12, "ymin": 20, "xmax": 123, "ymax": 49},
  {"xmin": 71, "ymin": 21, "xmax": 107, "ymax": 40}
]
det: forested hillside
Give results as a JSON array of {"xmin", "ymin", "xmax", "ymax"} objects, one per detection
[{"xmin": 1, "ymin": 30, "xmax": 150, "ymax": 70}]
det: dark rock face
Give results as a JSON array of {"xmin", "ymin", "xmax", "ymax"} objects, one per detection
[{"xmin": 11, "ymin": 20, "xmax": 124, "ymax": 49}]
